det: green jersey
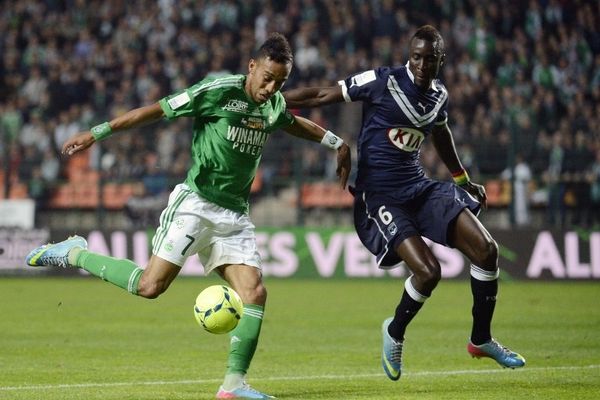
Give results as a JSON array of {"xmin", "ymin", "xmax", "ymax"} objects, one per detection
[{"xmin": 159, "ymin": 75, "xmax": 295, "ymax": 213}]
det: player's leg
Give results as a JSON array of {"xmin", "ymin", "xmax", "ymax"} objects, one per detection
[
  {"xmin": 389, "ymin": 236, "xmax": 441, "ymax": 340},
  {"xmin": 448, "ymin": 209, "xmax": 498, "ymax": 344},
  {"xmin": 449, "ymin": 209, "xmax": 525, "ymax": 368},
  {"xmin": 26, "ymin": 184, "xmax": 193, "ymax": 297},
  {"xmin": 353, "ymin": 190, "xmax": 438, "ymax": 380},
  {"xmin": 74, "ymin": 251, "xmax": 180, "ymax": 298},
  {"xmin": 26, "ymin": 235, "xmax": 180, "ymax": 297},
  {"xmin": 75, "ymin": 248, "xmax": 182, "ymax": 298},
  {"xmin": 381, "ymin": 236, "xmax": 441, "ymax": 381},
  {"xmin": 215, "ymin": 263, "xmax": 273, "ymax": 399},
  {"xmin": 190, "ymin": 196, "xmax": 272, "ymax": 399}
]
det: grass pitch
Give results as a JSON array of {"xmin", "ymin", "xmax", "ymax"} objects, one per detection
[{"xmin": 0, "ymin": 277, "xmax": 599, "ymax": 399}]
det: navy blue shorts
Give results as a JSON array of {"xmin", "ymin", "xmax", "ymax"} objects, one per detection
[{"xmin": 352, "ymin": 179, "xmax": 481, "ymax": 268}]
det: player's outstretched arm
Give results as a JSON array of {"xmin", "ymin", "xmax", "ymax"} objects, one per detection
[
  {"xmin": 282, "ymin": 85, "xmax": 344, "ymax": 108},
  {"xmin": 62, "ymin": 103, "xmax": 165, "ymax": 156},
  {"xmin": 431, "ymin": 123, "xmax": 487, "ymax": 208},
  {"xmin": 282, "ymin": 115, "xmax": 351, "ymax": 189}
]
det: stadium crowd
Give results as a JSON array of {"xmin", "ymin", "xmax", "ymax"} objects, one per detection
[{"xmin": 1, "ymin": 0, "xmax": 600, "ymax": 228}]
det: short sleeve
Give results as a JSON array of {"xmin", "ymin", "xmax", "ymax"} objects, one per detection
[
  {"xmin": 270, "ymin": 93, "xmax": 295, "ymax": 129},
  {"xmin": 159, "ymin": 78, "xmax": 219, "ymax": 120},
  {"xmin": 159, "ymin": 88, "xmax": 197, "ymax": 120},
  {"xmin": 337, "ymin": 67, "xmax": 388, "ymax": 103},
  {"xmin": 434, "ymin": 96, "xmax": 449, "ymax": 126},
  {"xmin": 273, "ymin": 108, "xmax": 295, "ymax": 128}
]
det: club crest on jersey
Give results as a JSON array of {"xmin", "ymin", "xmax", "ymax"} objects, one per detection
[
  {"xmin": 388, "ymin": 222, "xmax": 398, "ymax": 236},
  {"xmin": 222, "ymin": 99, "xmax": 249, "ymax": 113},
  {"xmin": 387, "ymin": 127, "xmax": 425, "ymax": 152}
]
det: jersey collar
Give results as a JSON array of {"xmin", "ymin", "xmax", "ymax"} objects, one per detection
[{"xmin": 405, "ymin": 61, "xmax": 438, "ymax": 92}]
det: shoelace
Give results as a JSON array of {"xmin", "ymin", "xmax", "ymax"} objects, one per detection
[
  {"xmin": 37, "ymin": 243, "xmax": 69, "ymax": 268},
  {"xmin": 238, "ymin": 383, "xmax": 273, "ymax": 398},
  {"xmin": 488, "ymin": 340, "xmax": 512, "ymax": 357},
  {"xmin": 389, "ymin": 341, "xmax": 404, "ymax": 363},
  {"xmin": 240, "ymin": 383, "xmax": 261, "ymax": 394},
  {"xmin": 42, "ymin": 254, "xmax": 69, "ymax": 268}
]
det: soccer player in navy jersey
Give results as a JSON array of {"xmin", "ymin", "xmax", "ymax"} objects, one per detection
[{"xmin": 283, "ymin": 25, "xmax": 525, "ymax": 380}]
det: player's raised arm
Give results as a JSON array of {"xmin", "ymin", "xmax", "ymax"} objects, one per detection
[
  {"xmin": 283, "ymin": 85, "xmax": 344, "ymax": 108},
  {"xmin": 282, "ymin": 115, "xmax": 351, "ymax": 189},
  {"xmin": 62, "ymin": 102, "xmax": 165, "ymax": 156}
]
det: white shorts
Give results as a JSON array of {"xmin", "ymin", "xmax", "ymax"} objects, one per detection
[{"xmin": 152, "ymin": 183, "xmax": 261, "ymax": 274}]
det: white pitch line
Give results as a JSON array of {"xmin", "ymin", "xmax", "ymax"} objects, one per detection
[{"xmin": 1, "ymin": 364, "xmax": 598, "ymax": 392}]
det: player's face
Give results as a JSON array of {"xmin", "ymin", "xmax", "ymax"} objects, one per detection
[
  {"xmin": 246, "ymin": 57, "xmax": 291, "ymax": 104},
  {"xmin": 408, "ymin": 38, "xmax": 444, "ymax": 90}
]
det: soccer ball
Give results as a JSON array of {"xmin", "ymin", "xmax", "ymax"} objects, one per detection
[{"xmin": 193, "ymin": 285, "xmax": 244, "ymax": 334}]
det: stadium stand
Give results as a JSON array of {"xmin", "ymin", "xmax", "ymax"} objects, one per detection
[{"xmin": 1, "ymin": 0, "xmax": 599, "ymax": 229}]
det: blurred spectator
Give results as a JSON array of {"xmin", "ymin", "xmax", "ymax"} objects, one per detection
[
  {"xmin": 544, "ymin": 131, "xmax": 566, "ymax": 229},
  {"xmin": 20, "ymin": 67, "xmax": 47, "ymax": 107},
  {"xmin": 27, "ymin": 166, "xmax": 47, "ymax": 209},
  {"xmin": 502, "ymin": 154, "xmax": 532, "ymax": 226},
  {"xmin": 0, "ymin": 99, "xmax": 23, "ymax": 143},
  {"xmin": 19, "ymin": 110, "xmax": 48, "ymax": 153},
  {"xmin": 0, "ymin": 0, "xmax": 598, "ymax": 230},
  {"xmin": 567, "ymin": 130, "xmax": 594, "ymax": 227},
  {"xmin": 590, "ymin": 150, "xmax": 600, "ymax": 228},
  {"xmin": 40, "ymin": 148, "xmax": 60, "ymax": 183},
  {"xmin": 54, "ymin": 110, "xmax": 80, "ymax": 153}
]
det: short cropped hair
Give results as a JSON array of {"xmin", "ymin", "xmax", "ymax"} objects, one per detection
[
  {"xmin": 412, "ymin": 25, "xmax": 444, "ymax": 49},
  {"xmin": 256, "ymin": 32, "xmax": 293, "ymax": 64}
]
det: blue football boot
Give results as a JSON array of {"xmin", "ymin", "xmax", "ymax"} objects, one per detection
[
  {"xmin": 25, "ymin": 235, "xmax": 87, "ymax": 268},
  {"xmin": 468, "ymin": 338, "xmax": 526, "ymax": 368},
  {"xmin": 381, "ymin": 317, "xmax": 403, "ymax": 380}
]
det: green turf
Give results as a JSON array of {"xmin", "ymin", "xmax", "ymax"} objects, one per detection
[{"xmin": 0, "ymin": 277, "xmax": 599, "ymax": 399}]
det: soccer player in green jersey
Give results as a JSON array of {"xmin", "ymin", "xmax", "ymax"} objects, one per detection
[{"xmin": 26, "ymin": 33, "xmax": 351, "ymax": 399}]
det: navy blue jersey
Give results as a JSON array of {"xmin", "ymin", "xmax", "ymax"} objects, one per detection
[{"xmin": 339, "ymin": 64, "xmax": 449, "ymax": 191}]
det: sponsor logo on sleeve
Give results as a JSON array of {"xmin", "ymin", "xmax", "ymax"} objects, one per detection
[
  {"xmin": 167, "ymin": 92, "xmax": 191, "ymax": 110},
  {"xmin": 350, "ymin": 70, "xmax": 376, "ymax": 87}
]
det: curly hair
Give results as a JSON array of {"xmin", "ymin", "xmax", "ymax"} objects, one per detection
[
  {"xmin": 412, "ymin": 25, "xmax": 445, "ymax": 51},
  {"xmin": 256, "ymin": 32, "xmax": 293, "ymax": 64}
]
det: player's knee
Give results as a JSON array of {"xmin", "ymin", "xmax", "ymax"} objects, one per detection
[
  {"xmin": 423, "ymin": 264, "xmax": 442, "ymax": 285},
  {"xmin": 237, "ymin": 283, "xmax": 267, "ymax": 305},
  {"xmin": 413, "ymin": 262, "xmax": 441, "ymax": 288},
  {"xmin": 476, "ymin": 238, "xmax": 498, "ymax": 268}
]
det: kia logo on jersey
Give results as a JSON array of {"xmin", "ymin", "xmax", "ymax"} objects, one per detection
[{"xmin": 387, "ymin": 127, "xmax": 425, "ymax": 152}]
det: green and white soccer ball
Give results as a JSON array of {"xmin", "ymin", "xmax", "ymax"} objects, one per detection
[{"xmin": 193, "ymin": 285, "xmax": 244, "ymax": 334}]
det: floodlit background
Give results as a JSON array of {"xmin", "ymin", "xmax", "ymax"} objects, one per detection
[
  {"xmin": 1, "ymin": 2, "xmax": 599, "ymax": 399},
  {"xmin": 1, "ymin": 0, "xmax": 599, "ymax": 232}
]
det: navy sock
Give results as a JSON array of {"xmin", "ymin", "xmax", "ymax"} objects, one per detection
[
  {"xmin": 388, "ymin": 276, "xmax": 428, "ymax": 341},
  {"xmin": 470, "ymin": 265, "xmax": 498, "ymax": 345}
]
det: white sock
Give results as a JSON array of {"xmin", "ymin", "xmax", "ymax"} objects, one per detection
[
  {"xmin": 67, "ymin": 247, "xmax": 84, "ymax": 266},
  {"xmin": 222, "ymin": 373, "xmax": 244, "ymax": 391}
]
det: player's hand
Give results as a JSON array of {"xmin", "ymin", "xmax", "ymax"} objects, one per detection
[
  {"xmin": 336, "ymin": 143, "xmax": 351, "ymax": 189},
  {"xmin": 461, "ymin": 181, "xmax": 487, "ymax": 209},
  {"xmin": 62, "ymin": 132, "xmax": 96, "ymax": 156}
]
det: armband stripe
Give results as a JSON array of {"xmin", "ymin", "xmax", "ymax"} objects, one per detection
[
  {"xmin": 452, "ymin": 169, "xmax": 470, "ymax": 186},
  {"xmin": 90, "ymin": 122, "xmax": 112, "ymax": 141}
]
